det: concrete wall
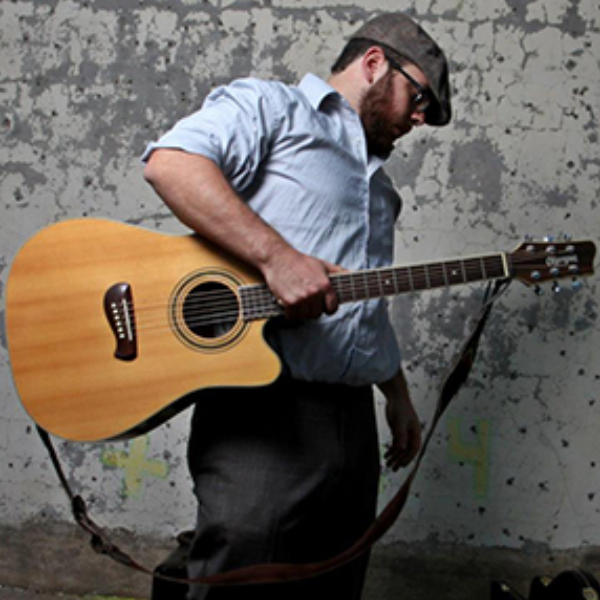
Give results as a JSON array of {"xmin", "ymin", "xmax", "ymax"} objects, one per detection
[{"xmin": 1, "ymin": 0, "xmax": 599, "ymax": 597}]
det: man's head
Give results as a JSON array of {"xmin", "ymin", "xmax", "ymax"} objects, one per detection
[
  {"xmin": 330, "ymin": 12, "xmax": 451, "ymax": 156},
  {"xmin": 335, "ymin": 12, "xmax": 451, "ymax": 127}
]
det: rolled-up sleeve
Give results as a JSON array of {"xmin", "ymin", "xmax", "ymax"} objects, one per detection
[{"xmin": 142, "ymin": 79, "xmax": 284, "ymax": 192}]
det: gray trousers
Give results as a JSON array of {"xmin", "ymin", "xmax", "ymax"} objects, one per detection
[{"xmin": 186, "ymin": 377, "xmax": 380, "ymax": 600}]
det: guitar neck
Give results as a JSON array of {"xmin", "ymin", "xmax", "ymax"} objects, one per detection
[
  {"xmin": 332, "ymin": 252, "xmax": 509, "ymax": 303},
  {"xmin": 241, "ymin": 252, "xmax": 510, "ymax": 321}
]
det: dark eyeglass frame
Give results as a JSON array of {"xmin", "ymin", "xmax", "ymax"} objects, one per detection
[{"xmin": 386, "ymin": 55, "xmax": 431, "ymax": 114}]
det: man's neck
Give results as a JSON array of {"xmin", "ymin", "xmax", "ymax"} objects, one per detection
[{"xmin": 327, "ymin": 68, "xmax": 365, "ymax": 114}]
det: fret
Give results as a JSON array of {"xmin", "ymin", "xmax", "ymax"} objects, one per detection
[
  {"xmin": 480, "ymin": 256, "xmax": 488, "ymax": 281},
  {"xmin": 362, "ymin": 273, "xmax": 370, "ymax": 299},
  {"xmin": 409, "ymin": 266, "xmax": 420, "ymax": 290},
  {"xmin": 494, "ymin": 255, "xmax": 509, "ymax": 278},
  {"xmin": 463, "ymin": 257, "xmax": 484, "ymax": 282},
  {"xmin": 431, "ymin": 263, "xmax": 447, "ymax": 288},
  {"xmin": 442, "ymin": 263, "xmax": 450, "ymax": 287},
  {"xmin": 340, "ymin": 274, "xmax": 356, "ymax": 303},
  {"xmin": 369, "ymin": 272, "xmax": 377, "ymax": 297},
  {"xmin": 363, "ymin": 275, "xmax": 368, "ymax": 299},
  {"xmin": 388, "ymin": 269, "xmax": 399, "ymax": 295},
  {"xmin": 240, "ymin": 286, "xmax": 251, "ymax": 320},
  {"xmin": 367, "ymin": 271, "xmax": 376, "ymax": 299},
  {"xmin": 406, "ymin": 266, "xmax": 414, "ymax": 291},
  {"xmin": 444, "ymin": 260, "xmax": 465, "ymax": 284},
  {"xmin": 391, "ymin": 269, "xmax": 400, "ymax": 295},
  {"xmin": 410, "ymin": 265, "xmax": 425, "ymax": 291},
  {"xmin": 241, "ymin": 284, "xmax": 281, "ymax": 321},
  {"xmin": 377, "ymin": 270, "xmax": 384, "ymax": 297},
  {"xmin": 460, "ymin": 258, "xmax": 475, "ymax": 283},
  {"xmin": 380, "ymin": 269, "xmax": 398, "ymax": 296}
]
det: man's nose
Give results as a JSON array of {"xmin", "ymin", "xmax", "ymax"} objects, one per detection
[{"xmin": 411, "ymin": 110, "xmax": 427, "ymax": 126}]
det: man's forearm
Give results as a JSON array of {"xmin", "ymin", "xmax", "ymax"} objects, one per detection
[
  {"xmin": 144, "ymin": 149, "xmax": 288, "ymax": 270},
  {"xmin": 143, "ymin": 148, "xmax": 339, "ymax": 318},
  {"xmin": 377, "ymin": 367, "xmax": 411, "ymax": 402}
]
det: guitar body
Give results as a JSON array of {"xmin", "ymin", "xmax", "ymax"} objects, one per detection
[{"xmin": 6, "ymin": 219, "xmax": 281, "ymax": 442}]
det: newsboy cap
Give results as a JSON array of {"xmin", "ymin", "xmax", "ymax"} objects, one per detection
[{"xmin": 350, "ymin": 12, "xmax": 451, "ymax": 126}]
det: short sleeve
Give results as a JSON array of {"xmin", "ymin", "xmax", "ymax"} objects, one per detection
[{"xmin": 142, "ymin": 78, "xmax": 285, "ymax": 191}]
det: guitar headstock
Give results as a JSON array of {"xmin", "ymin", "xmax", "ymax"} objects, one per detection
[{"xmin": 510, "ymin": 238, "xmax": 596, "ymax": 290}]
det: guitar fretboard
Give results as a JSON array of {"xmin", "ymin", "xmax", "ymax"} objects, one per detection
[{"xmin": 240, "ymin": 252, "xmax": 509, "ymax": 321}]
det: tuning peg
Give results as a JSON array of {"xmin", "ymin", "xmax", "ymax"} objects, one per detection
[
  {"xmin": 544, "ymin": 235, "xmax": 556, "ymax": 242},
  {"xmin": 552, "ymin": 282, "xmax": 562, "ymax": 293},
  {"xmin": 534, "ymin": 285, "xmax": 544, "ymax": 296}
]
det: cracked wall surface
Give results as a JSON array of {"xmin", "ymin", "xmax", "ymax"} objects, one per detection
[{"xmin": 1, "ymin": 0, "xmax": 599, "ymax": 554}]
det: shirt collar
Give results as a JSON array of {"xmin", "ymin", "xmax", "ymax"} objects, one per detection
[
  {"xmin": 298, "ymin": 73, "xmax": 342, "ymax": 110},
  {"xmin": 298, "ymin": 73, "xmax": 388, "ymax": 170}
]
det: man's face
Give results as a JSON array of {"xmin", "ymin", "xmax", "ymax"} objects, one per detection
[{"xmin": 359, "ymin": 63, "xmax": 429, "ymax": 157}]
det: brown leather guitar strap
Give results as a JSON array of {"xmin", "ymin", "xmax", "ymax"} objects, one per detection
[{"xmin": 38, "ymin": 278, "xmax": 510, "ymax": 586}]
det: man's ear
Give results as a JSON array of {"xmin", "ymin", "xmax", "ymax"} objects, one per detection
[{"xmin": 360, "ymin": 46, "xmax": 388, "ymax": 84}]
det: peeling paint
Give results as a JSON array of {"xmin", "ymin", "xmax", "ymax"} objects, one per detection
[{"xmin": 1, "ymin": 0, "xmax": 599, "ymax": 552}]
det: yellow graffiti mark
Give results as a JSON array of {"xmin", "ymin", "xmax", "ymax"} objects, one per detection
[
  {"xmin": 448, "ymin": 416, "xmax": 491, "ymax": 498},
  {"xmin": 102, "ymin": 436, "xmax": 169, "ymax": 498}
]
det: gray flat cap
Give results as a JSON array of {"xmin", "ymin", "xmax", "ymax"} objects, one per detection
[{"xmin": 351, "ymin": 12, "xmax": 451, "ymax": 126}]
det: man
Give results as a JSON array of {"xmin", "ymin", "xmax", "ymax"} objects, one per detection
[{"xmin": 143, "ymin": 11, "xmax": 451, "ymax": 600}]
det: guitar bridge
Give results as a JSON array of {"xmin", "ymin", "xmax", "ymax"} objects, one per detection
[{"xmin": 104, "ymin": 282, "xmax": 138, "ymax": 361}]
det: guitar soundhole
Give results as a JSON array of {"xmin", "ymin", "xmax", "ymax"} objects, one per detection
[
  {"xmin": 183, "ymin": 281, "xmax": 238, "ymax": 339},
  {"xmin": 170, "ymin": 269, "xmax": 248, "ymax": 353}
]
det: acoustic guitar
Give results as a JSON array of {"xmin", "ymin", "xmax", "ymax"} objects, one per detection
[{"xmin": 5, "ymin": 218, "xmax": 596, "ymax": 442}]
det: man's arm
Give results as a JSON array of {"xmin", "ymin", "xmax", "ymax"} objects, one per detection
[
  {"xmin": 144, "ymin": 148, "xmax": 339, "ymax": 320},
  {"xmin": 377, "ymin": 367, "xmax": 422, "ymax": 470}
]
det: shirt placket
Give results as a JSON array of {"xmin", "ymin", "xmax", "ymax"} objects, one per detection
[{"xmin": 341, "ymin": 108, "xmax": 380, "ymax": 379}]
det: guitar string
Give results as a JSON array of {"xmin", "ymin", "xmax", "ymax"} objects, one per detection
[
  {"xmin": 116, "ymin": 254, "xmax": 554, "ymax": 333},
  {"xmin": 117, "ymin": 244, "xmax": 580, "ymax": 315},
  {"xmin": 123, "ymin": 258, "xmax": 508, "ymax": 328},
  {"xmin": 109, "ymin": 250, "xmax": 556, "ymax": 327},
  {"xmin": 128, "ymin": 255, "xmax": 511, "ymax": 318},
  {"xmin": 107, "ymin": 249, "xmax": 579, "ymax": 336},
  {"xmin": 122, "ymin": 256, "xmax": 559, "ymax": 333}
]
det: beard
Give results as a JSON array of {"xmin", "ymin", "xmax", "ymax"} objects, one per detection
[{"xmin": 359, "ymin": 71, "xmax": 401, "ymax": 158}]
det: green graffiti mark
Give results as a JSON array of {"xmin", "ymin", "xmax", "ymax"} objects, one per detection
[
  {"xmin": 101, "ymin": 435, "xmax": 169, "ymax": 497},
  {"xmin": 448, "ymin": 417, "xmax": 491, "ymax": 498}
]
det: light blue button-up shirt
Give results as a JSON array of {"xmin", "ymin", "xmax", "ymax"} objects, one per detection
[{"xmin": 144, "ymin": 73, "xmax": 402, "ymax": 386}]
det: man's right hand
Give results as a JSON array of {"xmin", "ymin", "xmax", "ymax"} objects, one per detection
[{"xmin": 261, "ymin": 244, "xmax": 342, "ymax": 320}]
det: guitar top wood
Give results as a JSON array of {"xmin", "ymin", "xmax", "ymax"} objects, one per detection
[{"xmin": 6, "ymin": 219, "xmax": 282, "ymax": 442}]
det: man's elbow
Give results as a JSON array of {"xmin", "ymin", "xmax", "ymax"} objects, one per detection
[{"xmin": 143, "ymin": 150, "xmax": 166, "ymax": 189}]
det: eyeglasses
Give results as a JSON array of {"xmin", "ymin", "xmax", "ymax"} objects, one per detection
[{"xmin": 387, "ymin": 56, "xmax": 431, "ymax": 114}]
